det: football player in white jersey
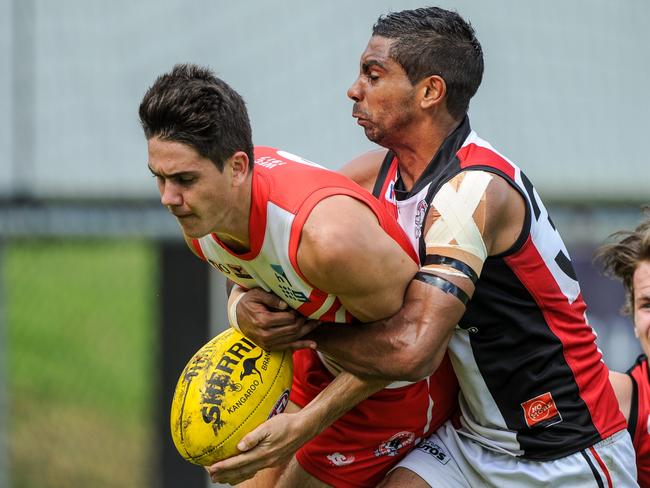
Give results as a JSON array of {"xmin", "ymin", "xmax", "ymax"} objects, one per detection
[{"xmin": 221, "ymin": 6, "xmax": 638, "ymax": 488}]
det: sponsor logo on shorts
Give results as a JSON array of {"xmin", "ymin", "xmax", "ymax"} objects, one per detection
[
  {"xmin": 374, "ymin": 431, "xmax": 415, "ymax": 457},
  {"xmin": 417, "ymin": 439, "xmax": 450, "ymax": 465},
  {"xmin": 326, "ymin": 452, "xmax": 355, "ymax": 467},
  {"xmin": 521, "ymin": 391, "xmax": 562, "ymax": 428}
]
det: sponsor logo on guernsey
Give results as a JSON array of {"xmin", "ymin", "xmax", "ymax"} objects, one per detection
[
  {"xmin": 270, "ymin": 264, "xmax": 309, "ymax": 303},
  {"xmin": 326, "ymin": 452, "xmax": 355, "ymax": 467},
  {"xmin": 267, "ymin": 389, "xmax": 290, "ymax": 419},
  {"xmin": 414, "ymin": 200, "xmax": 428, "ymax": 239},
  {"xmin": 456, "ymin": 323, "xmax": 479, "ymax": 333},
  {"xmin": 385, "ymin": 181, "xmax": 396, "ymax": 205},
  {"xmin": 255, "ymin": 156, "xmax": 287, "ymax": 169},
  {"xmin": 416, "ymin": 439, "xmax": 450, "ymax": 465},
  {"xmin": 374, "ymin": 431, "xmax": 415, "ymax": 457},
  {"xmin": 208, "ymin": 260, "xmax": 253, "ymax": 280},
  {"xmin": 521, "ymin": 391, "xmax": 562, "ymax": 428}
]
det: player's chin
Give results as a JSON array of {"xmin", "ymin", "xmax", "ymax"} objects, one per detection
[
  {"xmin": 176, "ymin": 220, "xmax": 204, "ymax": 239},
  {"xmin": 363, "ymin": 127, "xmax": 383, "ymax": 145}
]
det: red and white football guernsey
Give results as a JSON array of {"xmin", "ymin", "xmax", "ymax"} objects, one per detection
[
  {"xmin": 191, "ymin": 146, "xmax": 417, "ymax": 323},
  {"xmin": 627, "ymin": 355, "xmax": 650, "ymax": 486},
  {"xmin": 192, "ymin": 146, "xmax": 459, "ymax": 488},
  {"xmin": 373, "ymin": 117, "xmax": 627, "ymax": 461}
]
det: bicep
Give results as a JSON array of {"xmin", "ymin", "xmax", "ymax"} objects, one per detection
[
  {"xmin": 297, "ymin": 195, "xmax": 417, "ymax": 322},
  {"xmin": 418, "ymin": 171, "xmax": 525, "ymax": 303}
]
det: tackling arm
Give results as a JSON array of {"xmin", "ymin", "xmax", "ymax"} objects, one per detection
[{"xmin": 309, "ymin": 172, "xmax": 527, "ymax": 381}]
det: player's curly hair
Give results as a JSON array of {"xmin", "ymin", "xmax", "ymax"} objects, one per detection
[
  {"xmin": 139, "ymin": 63, "xmax": 254, "ymax": 171},
  {"xmin": 595, "ymin": 209, "xmax": 650, "ymax": 315},
  {"xmin": 373, "ymin": 7, "xmax": 484, "ymax": 120}
]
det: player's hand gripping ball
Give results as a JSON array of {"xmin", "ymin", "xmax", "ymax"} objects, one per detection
[{"xmin": 170, "ymin": 328, "xmax": 293, "ymax": 465}]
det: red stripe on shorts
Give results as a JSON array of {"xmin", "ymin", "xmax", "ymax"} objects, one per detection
[{"xmin": 589, "ymin": 446, "xmax": 613, "ymax": 488}]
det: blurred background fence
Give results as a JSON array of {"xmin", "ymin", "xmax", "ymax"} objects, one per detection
[
  {"xmin": 1, "ymin": 0, "xmax": 648, "ymax": 487},
  {"xmin": 2, "ymin": 236, "xmax": 156, "ymax": 487}
]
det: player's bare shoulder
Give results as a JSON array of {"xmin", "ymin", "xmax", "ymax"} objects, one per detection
[
  {"xmin": 295, "ymin": 194, "xmax": 417, "ymax": 320},
  {"xmin": 422, "ymin": 170, "xmax": 526, "ymax": 265},
  {"xmin": 481, "ymin": 172, "xmax": 527, "ymax": 255},
  {"xmin": 297, "ymin": 195, "xmax": 381, "ymax": 284},
  {"xmin": 338, "ymin": 149, "xmax": 388, "ymax": 191}
]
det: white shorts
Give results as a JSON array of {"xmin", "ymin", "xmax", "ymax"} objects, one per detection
[{"xmin": 392, "ymin": 420, "xmax": 638, "ymax": 487}]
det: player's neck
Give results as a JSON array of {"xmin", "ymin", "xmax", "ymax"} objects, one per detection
[
  {"xmin": 392, "ymin": 116, "xmax": 461, "ymax": 191},
  {"xmin": 214, "ymin": 179, "xmax": 253, "ymax": 253}
]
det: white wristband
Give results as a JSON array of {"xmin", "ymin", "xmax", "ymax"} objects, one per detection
[{"xmin": 227, "ymin": 285, "xmax": 246, "ymax": 333}]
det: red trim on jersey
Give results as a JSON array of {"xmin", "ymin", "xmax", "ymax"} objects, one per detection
[
  {"xmin": 629, "ymin": 357, "xmax": 650, "ymax": 486},
  {"xmin": 295, "ymin": 288, "xmax": 332, "ymax": 318},
  {"xmin": 377, "ymin": 159, "xmax": 399, "ymax": 219},
  {"xmin": 191, "ymin": 239, "xmax": 206, "ymax": 260},
  {"xmin": 588, "ymin": 446, "xmax": 613, "ymax": 488},
  {"xmin": 287, "ymin": 186, "xmax": 418, "ymax": 287},
  {"xmin": 318, "ymin": 297, "xmax": 344, "ymax": 323},
  {"xmin": 457, "ymin": 143, "xmax": 516, "ymax": 180},
  {"xmin": 504, "ymin": 236, "xmax": 625, "ymax": 439}
]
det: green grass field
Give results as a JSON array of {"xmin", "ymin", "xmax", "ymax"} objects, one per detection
[{"xmin": 4, "ymin": 240, "xmax": 157, "ymax": 488}]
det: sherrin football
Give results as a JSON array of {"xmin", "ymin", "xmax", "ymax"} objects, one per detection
[{"xmin": 170, "ymin": 328, "xmax": 293, "ymax": 465}]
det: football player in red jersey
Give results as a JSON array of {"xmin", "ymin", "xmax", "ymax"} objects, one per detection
[
  {"xmin": 598, "ymin": 215, "xmax": 650, "ymax": 487},
  {"xmin": 139, "ymin": 64, "xmax": 458, "ymax": 488}
]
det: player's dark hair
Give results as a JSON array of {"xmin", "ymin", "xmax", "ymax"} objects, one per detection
[
  {"xmin": 595, "ymin": 211, "xmax": 650, "ymax": 314},
  {"xmin": 373, "ymin": 7, "xmax": 484, "ymax": 120},
  {"xmin": 139, "ymin": 63, "xmax": 254, "ymax": 171}
]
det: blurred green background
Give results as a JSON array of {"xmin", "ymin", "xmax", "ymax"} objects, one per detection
[{"xmin": 4, "ymin": 241, "xmax": 157, "ymax": 488}]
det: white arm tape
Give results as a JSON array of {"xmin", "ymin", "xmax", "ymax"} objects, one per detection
[{"xmin": 227, "ymin": 284, "xmax": 246, "ymax": 333}]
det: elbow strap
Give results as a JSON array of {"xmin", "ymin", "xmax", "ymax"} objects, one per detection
[
  {"xmin": 414, "ymin": 271, "xmax": 470, "ymax": 305},
  {"xmin": 423, "ymin": 255, "xmax": 479, "ymax": 284}
]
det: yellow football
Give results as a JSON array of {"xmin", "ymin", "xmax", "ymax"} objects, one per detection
[{"xmin": 170, "ymin": 328, "xmax": 293, "ymax": 465}]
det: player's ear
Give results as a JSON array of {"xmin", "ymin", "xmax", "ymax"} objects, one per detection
[
  {"xmin": 419, "ymin": 75, "xmax": 446, "ymax": 110},
  {"xmin": 227, "ymin": 151, "xmax": 250, "ymax": 186}
]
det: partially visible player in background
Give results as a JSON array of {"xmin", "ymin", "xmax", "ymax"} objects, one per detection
[
  {"xmin": 597, "ymin": 214, "xmax": 650, "ymax": 487},
  {"xmin": 138, "ymin": 64, "xmax": 458, "ymax": 488}
]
